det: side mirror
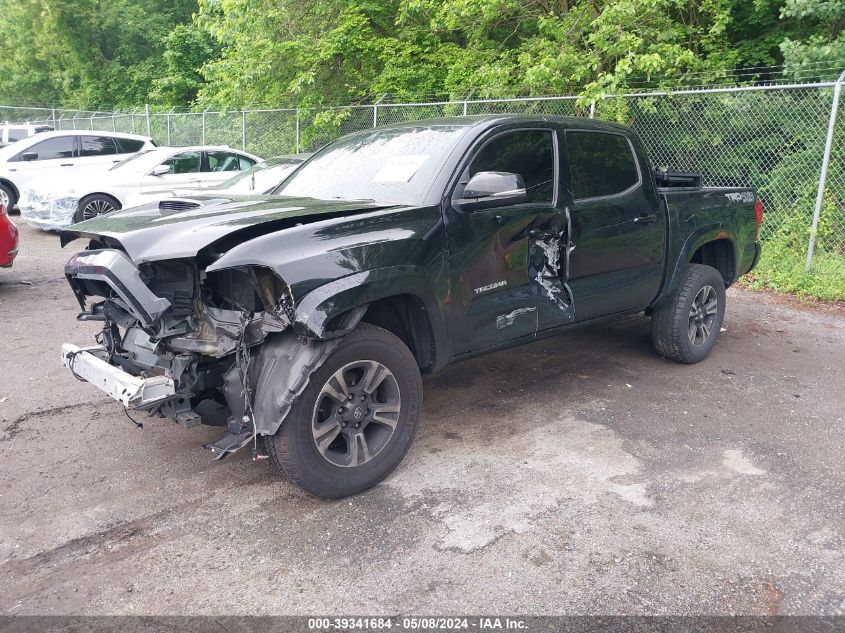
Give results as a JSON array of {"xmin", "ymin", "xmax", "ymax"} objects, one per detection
[
  {"xmin": 21, "ymin": 152, "xmax": 38, "ymax": 162},
  {"xmin": 150, "ymin": 164, "xmax": 171, "ymax": 176},
  {"xmin": 456, "ymin": 171, "xmax": 527, "ymax": 210}
]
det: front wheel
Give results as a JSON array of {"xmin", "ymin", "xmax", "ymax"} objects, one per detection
[
  {"xmin": 265, "ymin": 324, "xmax": 422, "ymax": 498},
  {"xmin": 0, "ymin": 183, "xmax": 15, "ymax": 211},
  {"xmin": 651, "ymin": 263, "xmax": 726, "ymax": 363},
  {"xmin": 73, "ymin": 194, "xmax": 120, "ymax": 223}
]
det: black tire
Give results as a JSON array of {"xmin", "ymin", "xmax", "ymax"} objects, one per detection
[
  {"xmin": 265, "ymin": 323, "xmax": 422, "ymax": 498},
  {"xmin": 73, "ymin": 194, "xmax": 121, "ymax": 223},
  {"xmin": 651, "ymin": 263, "xmax": 726, "ymax": 364},
  {"xmin": 0, "ymin": 182, "xmax": 15, "ymax": 211}
]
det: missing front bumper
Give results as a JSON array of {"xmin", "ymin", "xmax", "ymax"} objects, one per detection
[{"xmin": 61, "ymin": 343, "xmax": 175, "ymax": 408}]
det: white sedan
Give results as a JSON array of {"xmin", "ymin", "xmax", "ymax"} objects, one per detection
[
  {"xmin": 122, "ymin": 155, "xmax": 310, "ymax": 208},
  {"xmin": 20, "ymin": 145, "xmax": 262, "ymax": 230}
]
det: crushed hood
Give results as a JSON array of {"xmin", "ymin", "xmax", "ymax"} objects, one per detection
[{"xmin": 60, "ymin": 194, "xmax": 399, "ymax": 263}]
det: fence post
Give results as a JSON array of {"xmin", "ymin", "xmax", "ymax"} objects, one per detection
[
  {"xmin": 373, "ymin": 94, "xmax": 387, "ymax": 128},
  {"xmin": 72, "ymin": 112, "xmax": 78, "ymax": 130},
  {"xmin": 589, "ymin": 102, "xmax": 596, "ymax": 118},
  {"xmin": 144, "ymin": 104, "xmax": 151, "ymax": 137},
  {"xmin": 202, "ymin": 109, "xmax": 207, "ymax": 145},
  {"xmin": 462, "ymin": 89, "xmax": 474, "ymax": 116},
  {"xmin": 131, "ymin": 108, "xmax": 136, "ymax": 134},
  {"xmin": 295, "ymin": 109, "xmax": 301, "ymax": 154},
  {"xmin": 806, "ymin": 69, "xmax": 845, "ymax": 270},
  {"xmin": 112, "ymin": 114, "xmax": 116, "ymax": 132},
  {"xmin": 167, "ymin": 108, "xmax": 173, "ymax": 145},
  {"xmin": 242, "ymin": 110, "xmax": 247, "ymax": 151},
  {"xmin": 51, "ymin": 107, "xmax": 56, "ymax": 129}
]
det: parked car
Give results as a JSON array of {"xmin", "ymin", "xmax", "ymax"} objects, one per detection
[
  {"xmin": 122, "ymin": 154, "xmax": 310, "ymax": 208},
  {"xmin": 0, "ymin": 202, "xmax": 18, "ymax": 268},
  {"xmin": 0, "ymin": 122, "xmax": 53, "ymax": 149},
  {"xmin": 59, "ymin": 115, "xmax": 763, "ymax": 498},
  {"xmin": 0, "ymin": 130, "xmax": 154, "ymax": 211},
  {"xmin": 20, "ymin": 145, "xmax": 263, "ymax": 229}
]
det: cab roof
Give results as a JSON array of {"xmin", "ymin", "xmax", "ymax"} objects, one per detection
[{"xmin": 372, "ymin": 113, "xmax": 635, "ymax": 135}]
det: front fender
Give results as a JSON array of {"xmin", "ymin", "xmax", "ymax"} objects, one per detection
[{"xmin": 293, "ymin": 265, "xmax": 449, "ymax": 355}]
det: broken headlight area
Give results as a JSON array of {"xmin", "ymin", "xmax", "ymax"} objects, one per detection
[{"xmin": 20, "ymin": 190, "xmax": 80, "ymax": 231}]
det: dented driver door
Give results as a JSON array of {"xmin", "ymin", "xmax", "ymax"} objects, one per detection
[{"xmin": 445, "ymin": 127, "xmax": 575, "ymax": 356}]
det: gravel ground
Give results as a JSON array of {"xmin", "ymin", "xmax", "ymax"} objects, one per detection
[{"xmin": 1, "ymin": 221, "xmax": 843, "ymax": 616}]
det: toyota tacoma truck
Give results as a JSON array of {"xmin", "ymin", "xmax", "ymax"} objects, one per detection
[{"xmin": 60, "ymin": 115, "xmax": 763, "ymax": 498}]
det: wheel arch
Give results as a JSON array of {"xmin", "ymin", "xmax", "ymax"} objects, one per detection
[
  {"xmin": 0, "ymin": 178, "xmax": 19, "ymax": 203},
  {"xmin": 293, "ymin": 268, "xmax": 449, "ymax": 373},
  {"xmin": 80, "ymin": 191, "xmax": 123, "ymax": 209},
  {"xmin": 689, "ymin": 238, "xmax": 736, "ymax": 286},
  {"xmin": 653, "ymin": 227, "xmax": 738, "ymax": 309}
]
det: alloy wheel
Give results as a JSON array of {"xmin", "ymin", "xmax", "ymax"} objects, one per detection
[
  {"xmin": 0, "ymin": 188, "xmax": 9, "ymax": 210},
  {"xmin": 81, "ymin": 198, "xmax": 115, "ymax": 220},
  {"xmin": 688, "ymin": 285, "xmax": 718, "ymax": 346},
  {"xmin": 311, "ymin": 360, "xmax": 401, "ymax": 468}
]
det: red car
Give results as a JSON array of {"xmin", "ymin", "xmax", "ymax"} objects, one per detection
[{"xmin": 0, "ymin": 203, "xmax": 18, "ymax": 267}]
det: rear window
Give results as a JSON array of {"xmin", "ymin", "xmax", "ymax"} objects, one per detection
[
  {"xmin": 566, "ymin": 131, "xmax": 640, "ymax": 199},
  {"xmin": 115, "ymin": 138, "xmax": 146, "ymax": 153}
]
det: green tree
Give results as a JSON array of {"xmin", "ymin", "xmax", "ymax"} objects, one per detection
[
  {"xmin": 779, "ymin": 0, "xmax": 845, "ymax": 77},
  {"xmin": 0, "ymin": 0, "xmax": 198, "ymax": 109},
  {"xmin": 149, "ymin": 23, "xmax": 219, "ymax": 106}
]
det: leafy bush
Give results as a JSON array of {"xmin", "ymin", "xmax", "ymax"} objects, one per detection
[{"xmin": 744, "ymin": 193, "xmax": 845, "ymax": 301}]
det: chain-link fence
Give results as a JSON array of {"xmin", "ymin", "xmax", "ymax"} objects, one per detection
[{"xmin": 3, "ymin": 81, "xmax": 844, "ymax": 268}]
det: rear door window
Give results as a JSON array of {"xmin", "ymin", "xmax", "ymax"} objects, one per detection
[
  {"xmin": 161, "ymin": 151, "xmax": 202, "ymax": 174},
  {"xmin": 80, "ymin": 135, "xmax": 118, "ymax": 157},
  {"xmin": 14, "ymin": 136, "xmax": 76, "ymax": 161},
  {"xmin": 206, "ymin": 151, "xmax": 248, "ymax": 172},
  {"xmin": 565, "ymin": 131, "xmax": 640, "ymax": 200}
]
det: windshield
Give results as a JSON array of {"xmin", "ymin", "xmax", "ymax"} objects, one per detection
[
  {"xmin": 109, "ymin": 149, "xmax": 155, "ymax": 171},
  {"xmin": 218, "ymin": 157, "xmax": 302, "ymax": 189},
  {"xmin": 273, "ymin": 125, "xmax": 468, "ymax": 205}
]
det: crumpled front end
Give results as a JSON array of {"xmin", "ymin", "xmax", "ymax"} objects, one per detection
[{"xmin": 62, "ymin": 244, "xmax": 307, "ymax": 455}]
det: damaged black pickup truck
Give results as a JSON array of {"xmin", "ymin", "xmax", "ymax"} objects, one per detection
[{"xmin": 60, "ymin": 115, "xmax": 763, "ymax": 498}]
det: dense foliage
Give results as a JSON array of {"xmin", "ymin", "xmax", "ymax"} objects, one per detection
[
  {"xmin": 0, "ymin": 0, "xmax": 843, "ymax": 300},
  {"xmin": 0, "ymin": 0, "xmax": 843, "ymax": 109}
]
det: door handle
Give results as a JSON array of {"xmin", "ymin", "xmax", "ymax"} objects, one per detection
[
  {"xmin": 633, "ymin": 214, "xmax": 657, "ymax": 225},
  {"xmin": 60, "ymin": 163, "xmax": 74, "ymax": 167}
]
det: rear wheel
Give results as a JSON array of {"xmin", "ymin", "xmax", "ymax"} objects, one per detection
[
  {"xmin": 651, "ymin": 263, "xmax": 726, "ymax": 363},
  {"xmin": 73, "ymin": 194, "xmax": 120, "ymax": 223},
  {"xmin": 265, "ymin": 324, "xmax": 422, "ymax": 498}
]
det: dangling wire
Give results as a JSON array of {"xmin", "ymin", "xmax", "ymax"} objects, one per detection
[
  {"xmin": 235, "ymin": 312, "xmax": 264, "ymax": 461},
  {"xmin": 123, "ymin": 406, "xmax": 143, "ymax": 428}
]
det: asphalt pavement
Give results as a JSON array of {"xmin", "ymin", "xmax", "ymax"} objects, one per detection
[{"xmin": 1, "ymin": 221, "xmax": 843, "ymax": 615}]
